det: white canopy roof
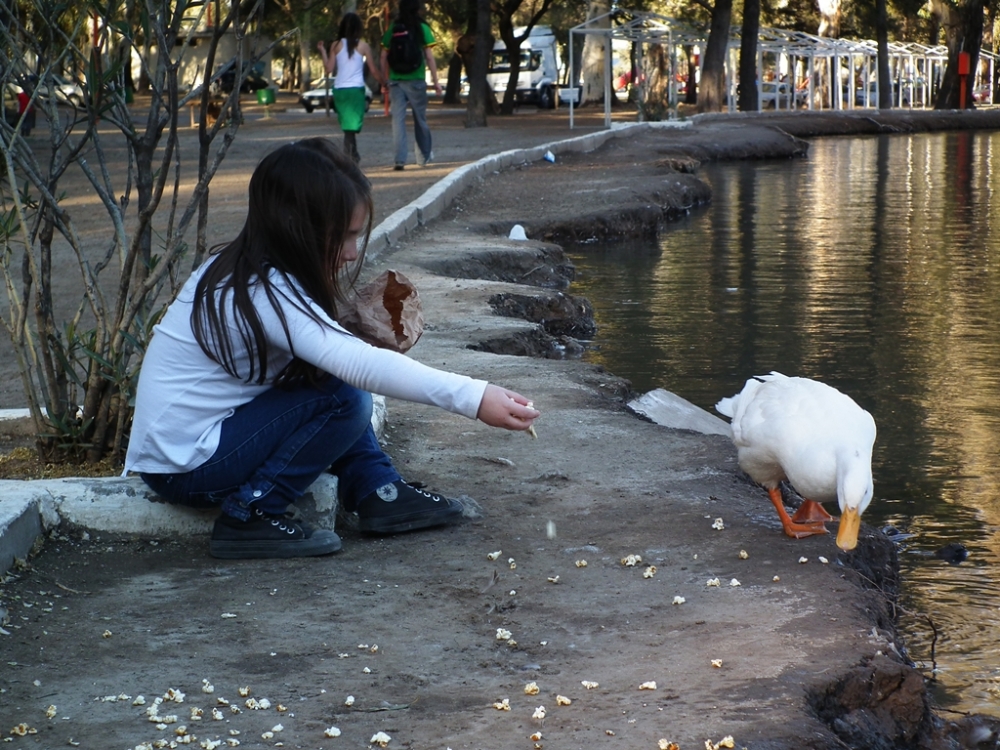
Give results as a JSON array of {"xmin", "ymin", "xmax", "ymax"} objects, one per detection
[{"xmin": 568, "ymin": 9, "xmax": 997, "ymax": 127}]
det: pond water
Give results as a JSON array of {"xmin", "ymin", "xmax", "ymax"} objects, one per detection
[{"xmin": 567, "ymin": 131, "xmax": 1000, "ymax": 716}]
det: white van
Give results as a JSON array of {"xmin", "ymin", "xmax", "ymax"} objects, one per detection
[{"xmin": 488, "ymin": 26, "xmax": 573, "ymax": 108}]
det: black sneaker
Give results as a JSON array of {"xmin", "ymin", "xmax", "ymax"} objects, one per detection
[
  {"xmin": 393, "ymin": 163, "xmax": 404, "ymax": 171},
  {"xmin": 210, "ymin": 508, "xmax": 342, "ymax": 559},
  {"xmin": 356, "ymin": 481, "xmax": 464, "ymax": 534}
]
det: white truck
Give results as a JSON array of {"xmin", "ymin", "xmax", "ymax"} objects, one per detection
[{"xmin": 488, "ymin": 26, "xmax": 572, "ymax": 108}]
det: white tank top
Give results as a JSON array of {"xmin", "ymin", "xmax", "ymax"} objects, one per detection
[{"xmin": 335, "ymin": 40, "xmax": 366, "ymax": 89}]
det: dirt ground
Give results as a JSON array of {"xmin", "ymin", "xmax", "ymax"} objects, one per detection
[{"xmin": 4, "ymin": 101, "xmax": 1000, "ymax": 749}]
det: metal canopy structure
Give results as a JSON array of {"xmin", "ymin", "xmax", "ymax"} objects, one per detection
[
  {"xmin": 568, "ymin": 10, "xmax": 697, "ymax": 129},
  {"xmin": 568, "ymin": 10, "xmax": 998, "ymax": 128}
]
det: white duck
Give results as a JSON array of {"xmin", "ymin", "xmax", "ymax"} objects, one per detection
[{"xmin": 715, "ymin": 372, "xmax": 876, "ymax": 551}]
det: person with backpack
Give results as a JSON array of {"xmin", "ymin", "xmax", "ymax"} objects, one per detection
[
  {"xmin": 380, "ymin": 0, "xmax": 440, "ymax": 171},
  {"xmin": 317, "ymin": 13, "xmax": 385, "ymax": 164}
]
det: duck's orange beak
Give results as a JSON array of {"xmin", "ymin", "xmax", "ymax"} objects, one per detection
[{"xmin": 836, "ymin": 507, "xmax": 861, "ymax": 551}]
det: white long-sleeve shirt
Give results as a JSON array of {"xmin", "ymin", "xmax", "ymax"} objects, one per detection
[{"xmin": 124, "ymin": 264, "xmax": 487, "ymax": 474}]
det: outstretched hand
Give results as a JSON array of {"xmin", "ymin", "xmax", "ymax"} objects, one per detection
[{"xmin": 476, "ymin": 384, "xmax": 540, "ymax": 432}]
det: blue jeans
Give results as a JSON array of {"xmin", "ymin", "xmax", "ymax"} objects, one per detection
[
  {"xmin": 140, "ymin": 378, "xmax": 399, "ymax": 520},
  {"xmin": 389, "ymin": 79, "xmax": 431, "ymax": 166}
]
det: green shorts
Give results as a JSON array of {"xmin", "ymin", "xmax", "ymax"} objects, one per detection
[{"xmin": 333, "ymin": 87, "xmax": 367, "ymax": 133}]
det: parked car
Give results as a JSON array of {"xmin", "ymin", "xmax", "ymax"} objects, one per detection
[
  {"xmin": 211, "ymin": 64, "xmax": 272, "ymax": 96},
  {"xmin": 7, "ymin": 74, "xmax": 85, "ymax": 108},
  {"xmin": 759, "ymin": 81, "xmax": 806, "ymax": 109},
  {"xmin": 3, "ymin": 85, "xmax": 20, "ymax": 126},
  {"xmin": 853, "ymin": 81, "xmax": 911, "ymax": 108},
  {"xmin": 299, "ymin": 79, "xmax": 372, "ymax": 113}
]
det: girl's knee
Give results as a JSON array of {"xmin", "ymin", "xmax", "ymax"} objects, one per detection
[
  {"xmin": 347, "ymin": 389, "xmax": 373, "ymax": 427},
  {"xmin": 318, "ymin": 378, "xmax": 372, "ymax": 430}
]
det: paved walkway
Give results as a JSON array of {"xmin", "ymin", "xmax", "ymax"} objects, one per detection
[{"xmin": 193, "ymin": 92, "xmax": 641, "ymax": 226}]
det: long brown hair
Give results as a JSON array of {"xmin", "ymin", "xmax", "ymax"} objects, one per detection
[
  {"xmin": 338, "ymin": 12, "xmax": 363, "ymax": 57},
  {"xmin": 192, "ymin": 138, "xmax": 373, "ymax": 384}
]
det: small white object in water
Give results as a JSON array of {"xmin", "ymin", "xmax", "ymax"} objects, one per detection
[
  {"xmin": 508, "ymin": 224, "xmax": 528, "ymax": 240},
  {"xmin": 543, "ymin": 150, "xmax": 556, "ymax": 163}
]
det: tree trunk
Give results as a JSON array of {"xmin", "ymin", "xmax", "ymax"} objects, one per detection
[
  {"xmin": 299, "ymin": 8, "xmax": 312, "ymax": 94},
  {"xmin": 738, "ymin": 0, "xmax": 760, "ymax": 111},
  {"xmin": 641, "ymin": 43, "xmax": 673, "ymax": 119},
  {"xmin": 685, "ymin": 47, "xmax": 698, "ymax": 104},
  {"xmin": 818, "ymin": 0, "xmax": 841, "ymax": 38},
  {"xmin": 928, "ymin": 0, "xmax": 949, "ymax": 44},
  {"xmin": 498, "ymin": 23, "xmax": 525, "ymax": 114},
  {"xmin": 443, "ymin": 53, "xmax": 463, "ymax": 104},
  {"xmin": 876, "ymin": 0, "xmax": 892, "ymax": 108},
  {"xmin": 699, "ymin": 0, "xmax": 733, "ymax": 113},
  {"xmin": 464, "ymin": 0, "xmax": 491, "ymax": 127},
  {"xmin": 934, "ymin": 0, "xmax": 985, "ymax": 108},
  {"xmin": 579, "ymin": 0, "xmax": 610, "ymax": 106}
]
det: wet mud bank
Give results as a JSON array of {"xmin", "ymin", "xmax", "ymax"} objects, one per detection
[{"xmin": 423, "ymin": 112, "xmax": 1000, "ymax": 748}]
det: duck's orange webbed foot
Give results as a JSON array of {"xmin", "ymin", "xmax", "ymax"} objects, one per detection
[
  {"xmin": 790, "ymin": 499, "xmax": 834, "ymax": 524},
  {"xmin": 767, "ymin": 488, "xmax": 829, "ymax": 539}
]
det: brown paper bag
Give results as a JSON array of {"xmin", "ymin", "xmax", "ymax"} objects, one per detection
[{"xmin": 338, "ymin": 269, "xmax": 424, "ymax": 353}]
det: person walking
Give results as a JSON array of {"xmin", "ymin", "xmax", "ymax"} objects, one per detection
[
  {"xmin": 15, "ymin": 88, "xmax": 35, "ymax": 136},
  {"xmin": 380, "ymin": 0, "xmax": 440, "ymax": 171},
  {"xmin": 124, "ymin": 138, "xmax": 539, "ymax": 560},
  {"xmin": 317, "ymin": 13, "xmax": 384, "ymax": 164}
]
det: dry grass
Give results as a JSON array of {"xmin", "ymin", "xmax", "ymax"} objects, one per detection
[{"xmin": 0, "ymin": 443, "xmax": 120, "ymax": 480}]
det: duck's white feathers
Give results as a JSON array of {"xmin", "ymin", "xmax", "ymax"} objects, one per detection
[{"xmin": 715, "ymin": 372, "xmax": 876, "ymax": 510}]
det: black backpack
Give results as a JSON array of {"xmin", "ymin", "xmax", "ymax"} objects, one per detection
[{"xmin": 387, "ymin": 21, "xmax": 423, "ymax": 74}]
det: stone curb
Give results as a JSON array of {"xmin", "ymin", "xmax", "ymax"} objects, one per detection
[
  {"xmin": 366, "ymin": 119, "xmax": 690, "ymax": 260},
  {"xmin": 0, "ymin": 119, "xmax": 691, "ymax": 573}
]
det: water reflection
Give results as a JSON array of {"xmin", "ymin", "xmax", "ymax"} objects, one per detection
[{"xmin": 569, "ymin": 132, "xmax": 1000, "ymax": 715}]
